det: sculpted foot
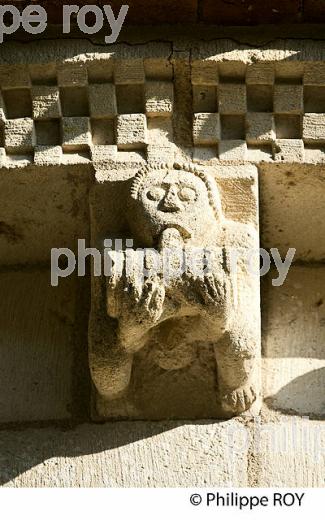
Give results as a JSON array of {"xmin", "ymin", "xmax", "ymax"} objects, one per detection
[{"xmin": 221, "ymin": 383, "xmax": 257, "ymax": 413}]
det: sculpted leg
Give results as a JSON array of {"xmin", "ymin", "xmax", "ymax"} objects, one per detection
[
  {"xmin": 89, "ymin": 301, "xmax": 133, "ymax": 400},
  {"xmin": 215, "ymin": 323, "xmax": 259, "ymax": 414}
]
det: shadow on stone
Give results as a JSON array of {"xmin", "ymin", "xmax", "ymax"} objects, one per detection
[
  {"xmin": 0, "ymin": 419, "xmax": 230, "ymax": 486},
  {"xmin": 266, "ymin": 367, "xmax": 325, "ymax": 418}
]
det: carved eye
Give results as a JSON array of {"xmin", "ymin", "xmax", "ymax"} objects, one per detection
[
  {"xmin": 178, "ymin": 186, "xmax": 197, "ymax": 202},
  {"xmin": 146, "ymin": 186, "xmax": 166, "ymax": 201}
]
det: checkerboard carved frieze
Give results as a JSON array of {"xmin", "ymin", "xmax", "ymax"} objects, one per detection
[
  {"xmin": 191, "ymin": 61, "xmax": 325, "ymax": 162},
  {"xmin": 2, "ymin": 58, "xmax": 325, "ymax": 166},
  {"xmin": 0, "ymin": 59, "xmax": 174, "ymax": 166}
]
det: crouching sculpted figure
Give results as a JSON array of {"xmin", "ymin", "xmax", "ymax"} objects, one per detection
[{"xmin": 89, "ymin": 163, "xmax": 260, "ymax": 416}]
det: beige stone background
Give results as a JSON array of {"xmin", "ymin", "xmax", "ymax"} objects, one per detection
[{"xmin": 0, "ymin": 32, "xmax": 324, "ymax": 487}]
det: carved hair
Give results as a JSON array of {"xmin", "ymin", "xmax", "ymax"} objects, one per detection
[{"xmin": 130, "ymin": 162, "xmax": 223, "ymax": 220}]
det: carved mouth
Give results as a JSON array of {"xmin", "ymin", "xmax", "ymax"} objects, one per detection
[{"xmin": 159, "ymin": 225, "xmax": 192, "ymax": 240}]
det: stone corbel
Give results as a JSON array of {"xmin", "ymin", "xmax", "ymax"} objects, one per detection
[{"xmin": 89, "ymin": 162, "xmax": 261, "ymax": 420}]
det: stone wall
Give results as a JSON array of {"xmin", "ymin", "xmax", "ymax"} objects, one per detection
[{"xmin": 0, "ymin": 33, "xmax": 324, "ymax": 487}]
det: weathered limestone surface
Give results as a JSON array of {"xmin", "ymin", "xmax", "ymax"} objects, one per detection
[
  {"xmin": 0, "ymin": 165, "xmax": 93, "ymax": 265},
  {"xmin": 0, "ymin": 421, "xmax": 249, "ymax": 487},
  {"xmin": 260, "ymin": 164, "xmax": 325, "ymax": 261},
  {"xmin": 262, "ymin": 267, "xmax": 325, "ymax": 417},
  {"xmin": 0, "ymin": 270, "xmax": 90, "ymax": 423},
  {"xmin": 253, "ymin": 415, "xmax": 325, "ymax": 487},
  {"xmin": 0, "ymin": 416, "xmax": 323, "ymax": 487}
]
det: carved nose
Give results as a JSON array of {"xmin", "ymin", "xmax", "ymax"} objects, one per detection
[{"xmin": 161, "ymin": 187, "xmax": 183, "ymax": 212}]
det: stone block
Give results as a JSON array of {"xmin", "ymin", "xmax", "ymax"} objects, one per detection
[
  {"xmin": 191, "ymin": 60, "xmax": 218, "ymax": 85},
  {"xmin": 0, "ymin": 164, "xmax": 92, "ymax": 265},
  {"xmin": 304, "ymin": 85, "xmax": 325, "ymax": 113},
  {"xmin": 147, "ymin": 117, "xmax": 173, "ymax": 145},
  {"xmin": 262, "ymin": 266, "xmax": 325, "ymax": 417},
  {"xmin": 247, "ymin": 84, "xmax": 273, "ymax": 112},
  {"xmin": 218, "ymin": 62, "xmax": 246, "ymax": 81},
  {"xmin": 0, "ymin": 421, "xmax": 248, "ymax": 487},
  {"xmin": 220, "ymin": 114, "xmax": 245, "ymax": 140},
  {"xmin": 114, "ymin": 60, "xmax": 145, "ymax": 85},
  {"xmin": 193, "ymin": 146, "xmax": 218, "ymax": 162},
  {"xmin": 34, "ymin": 145, "xmax": 62, "ymax": 166},
  {"xmin": 304, "ymin": 63, "xmax": 325, "ymax": 85},
  {"xmin": 116, "ymin": 150, "xmax": 146, "ymax": 164},
  {"xmin": 35, "ymin": 120, "xmax": 61, "ymax": 146},
  {"xmin": 246, "ymin": 64, "xmax": 274, "ymax": 84},
  {"xmin": 304, "ymin": 146, "xmax": 325, "ymax": 163},
  {"xmin": 219, "ymin": 140, "xmax": 247, "ymax": 160},
  {"xmin": 89, "ymin": 84, "xmax": 117, "ymax": 118},
  {"xmin": 246, "ymin": 113, "xmax": 275, "ymax": 144},
  {"xmin": 193, "ymin": 85, "xmax": 217, "ymax": 112},
  {"xmin": 147, "ymin": 143, "xmax": 175, "ymax": 162},
  {"xmin": 218, "ymin": 83, "xmax": 246, "ymax": 114},
  {"xmin": 91, "ymin": 119, "xmax": 114, "ymax": 146},
  {"xmin": 303, "ymin": 114, "xmax": 325, "ymax": 142},
  {"xmin": 246, "ymin": 145, "xmax": 273, "ymax": 162},
  {"xmin": 144, "ymin": 58, "xmax": 173, "ymax": 82},
  {"xmin": 57, "ymin": 64, "xmax": 88, "ymax": 86},
  {"xmin": 62, "ymin": 117, "xmax": 91, "ymax": 150},
  {"xmin": 0, "ymin": 271, "xmax": 89, "ymax": 423},
  {"xmin": 1, "ymin": 88, "xmax": 32, "ymax": 120},
  {"xmin": 116, "ymin": 114, "xmax": 147, "ymax": 149},
  {"xmin": 274, "ymin": 84, "xmax": 303, "ymax": 114},
  {"xmin": 0, "ymin": 65, "xmax": 30, "ymax": 88},
  {"xmin": 29, "ymin": 63, "xmax": 57, "ymax": 85},
  {"xmin": 116, "ymin": 84, "xmax": 144, "ymax": 114},
  {"xmin": 254, "ymin": 416, "xmax": 325, "ymax": 486},
  {"xmin": 275, "ymin": 114, "xmax": 301, "ymax": 139},
  {"xmin": 1, "ymin": 418, "xmax": 322, "ymax": 487},
  {"xmin": 193, "ymin": 113, "xmax": 220, "ymax": 145},
  {"xmin": 260, "ymin": 163, "xmax": 325, "ymax": 261},
  {"xmin": 145, "ymin": 81, "xmax": 173, "ymax": 117},
  {"xmin": 4, "ymin": 118, "xmax": 35, "ymax": 153},
  {"xmin": 275, "ymin": 62, "xmax": 304, "ymax": 81},
  {"xmin": 32, "ymin": 87, "xmax": 61, "ymax": 120},
  {"xmin": 90, "ymin": 145, "xmax": 118, "ymax": 164},
  {"xmin": 273, "ymin": 139, "xmax": 304, "ymax": 162},
  {"xmin": 87, "ymin": 61, "xmax": 114, "ymax": 83}
]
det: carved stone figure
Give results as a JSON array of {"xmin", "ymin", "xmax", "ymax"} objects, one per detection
[{"xmin": 89, "ymin": 163, "xmax": 260, "ymax": 417}]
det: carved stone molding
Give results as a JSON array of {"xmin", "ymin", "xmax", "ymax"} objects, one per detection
[{"xmin": 2, "ymin": 56, "xmax": 325, "ymax": 166}]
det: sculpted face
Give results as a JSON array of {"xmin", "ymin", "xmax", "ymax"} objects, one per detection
[{"xmin": 128, "ymin": 169, "xmax": 221, "ymax": 246}]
